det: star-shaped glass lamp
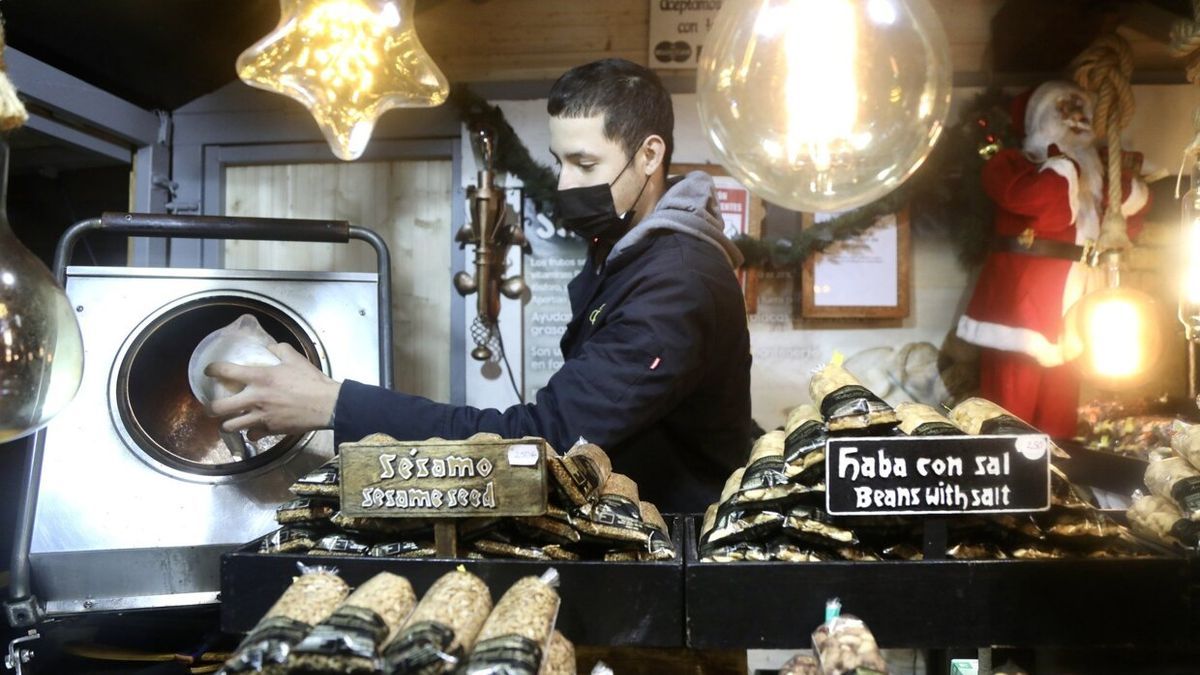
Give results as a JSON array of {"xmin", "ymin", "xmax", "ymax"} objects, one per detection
[{"xmin": 237, "ymin": 0, "xmax": 449, "ymax": 160}]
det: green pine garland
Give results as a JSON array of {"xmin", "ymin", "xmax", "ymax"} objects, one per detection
[
  {"xmin": 450, "ymin": 85, "xmax": 1014, "ymax": 270},
  {"xmin": 450, "ymin": 86, "xmax": 559, "ymax": 208}
]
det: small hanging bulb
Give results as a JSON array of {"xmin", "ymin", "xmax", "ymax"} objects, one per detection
[
  {"xmin": 697, "ymin": 0, "xmax": 952, "ymax": 212},
  {"xmin": 237, "ymin": 0, "xmax": 449, "ymax": 161}
]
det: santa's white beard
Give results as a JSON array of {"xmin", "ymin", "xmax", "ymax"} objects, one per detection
[
  {"xmin": 1025, "ymin": 110, "xmax": 1103, "ymax": 240},
  {"xmin": 1055, "ymin": 132, "xmax": 1103, "ymax": 204}
]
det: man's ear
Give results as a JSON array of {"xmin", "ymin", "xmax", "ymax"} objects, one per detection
[{"xmin": 640, "ymin": 134, "xmax": 667, "ymax": 177}]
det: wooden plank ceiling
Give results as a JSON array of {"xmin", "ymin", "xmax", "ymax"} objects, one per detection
[
  {"xmin": 415, "ymin": 0, "xmax": 1190, "ymax": 85},
  {"xmin": 3, "ymin": 0, "xmax": 1195, "ymax": 112}
]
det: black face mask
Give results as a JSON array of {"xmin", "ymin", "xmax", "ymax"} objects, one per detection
[{"xmin": 555, "ymin": 150, "xmax": 650, "ymax": 244}]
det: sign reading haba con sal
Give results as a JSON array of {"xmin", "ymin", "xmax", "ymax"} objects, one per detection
[
  {"xmin": 825, "ymin": 435, "xmax": 1052, "ymax": 516},
  {"xmin": 339, "ymin": 433, "xmax": 550, "ymax": 517}
]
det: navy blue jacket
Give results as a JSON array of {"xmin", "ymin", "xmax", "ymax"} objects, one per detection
[{"xmin": 334, "ymin": 172, "xmax": 752, "ymax": 512}]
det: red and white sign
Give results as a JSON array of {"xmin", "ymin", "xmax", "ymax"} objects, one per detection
[{"xmin": 712, "ymin": 176, "xmax": 751, "ymax": 239}]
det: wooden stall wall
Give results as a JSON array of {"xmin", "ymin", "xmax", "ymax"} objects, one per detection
[{"xmin": 224, "ymin": 160, "xmax": 454, "ymax": 402}]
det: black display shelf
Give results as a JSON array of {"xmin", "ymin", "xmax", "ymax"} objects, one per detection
[
  {"xmin": 220, "ymin": 516, "xmax": 1199, "ymax": 651},
  {"xmin": 1055, "ymin": 439, "xmax": 1149, "ymax": 496},
  {"xmin": 220, "ymin": 519, "xmax": 686, "ymax": 647},
  {"xmin": 683, "ymin": 517, "xmax": 1194, "ymax": 650}
]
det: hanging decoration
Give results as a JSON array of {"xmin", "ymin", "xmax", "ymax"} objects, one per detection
[
  {"xmin": 1170, "ymin": 3, "xmax": 1200, "ymax": 398},
  {"xmin": 1062, "ymin": 253, "xmax": 1164, "ymax": 389},
  {"xmin": 0, "ymin": 17, "xmax": 85, "ymax": 443},
  {"xmin": 237, "ymin": 0, "xmax": 449, "ymax": 161},
  {"xmin": 695, "ymin": 0, "xmax": 953, "ymax": 213},
  {"xmin": 1071, "ymin": 33, "xmax": 1137, "ymax": 252},
  {"xmin": 449, "ymin": 87, "xmax": 559, "ymax": 209}
]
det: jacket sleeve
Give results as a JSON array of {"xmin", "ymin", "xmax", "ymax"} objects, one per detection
[
  {"xmin": 333, "ymin": 271, "xmax": 716, "ymax": 453},
  {"xmin": 981, "ymin": 148, "xmax": 1076, "ymax": 231}
]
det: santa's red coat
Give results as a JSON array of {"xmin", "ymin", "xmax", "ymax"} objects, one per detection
[
  {"xmin": 956, "ymin": 147, "xmax": 1148, "ymax": 437},
  {"xmin": 959, "ymin": 147, "xmax": 1148, "ymax": 367}
]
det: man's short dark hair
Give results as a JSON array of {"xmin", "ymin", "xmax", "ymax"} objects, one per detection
[{"xmin": 548, "ymin": 58, "xmax": 675, "ymax": 174}]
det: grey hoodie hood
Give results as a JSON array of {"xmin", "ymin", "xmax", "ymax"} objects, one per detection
[{"xmin": 606, "ymin": 170, "xmax": 744, "ymax": 268}]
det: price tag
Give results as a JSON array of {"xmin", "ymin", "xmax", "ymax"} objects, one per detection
[{"xmin": 507, "ymin": 443, "xmax": 541, "ymax": 467}]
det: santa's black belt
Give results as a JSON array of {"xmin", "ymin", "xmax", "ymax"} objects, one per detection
[{"xmin": 993, "ymin": 236, "xmax": 1088, "ymax": 262}]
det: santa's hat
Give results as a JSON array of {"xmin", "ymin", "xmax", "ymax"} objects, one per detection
[{"xmin": 1009, "ymin": 87, "xmax": 1034, "ymax": 140}]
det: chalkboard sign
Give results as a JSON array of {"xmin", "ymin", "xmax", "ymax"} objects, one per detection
[
  {"xmin": 825, "ymin": 435, "xmax": 1051, "ymax": 516},
  {"xmin": 339, "ymin": 433, "xmax": 550, "ymax": 518}
]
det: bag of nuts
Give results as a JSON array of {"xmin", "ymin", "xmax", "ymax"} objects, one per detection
[
  {"xmin": 218, "ymin": 563, "xmax": 348, "ymax": 675},
  {"xmin": 542, "ymin": 630, "xmax": 576, "ymax": 675},
  {"xmin": 548, "ymin": 443, "xmax": 612, "ymax": 508},
  {"xmin": 948, "ymin": 397, "xmax": 1069, "ymax": 458},
  {"xmin": 1127, "ymin": 492, "xmax": 1200, "ymax": 548},
  {"xmin": 778, "ymin": 653, "xmax": 821, "ymax": 675},
  {"xmin": 894, "ymin": 402, "xmax": 964, "ymax": 437},
  {"xmin": 463, "ymin": 568, "xmax": 562, "ymax": 675},
  {"xmin": 726, "ymin": 431, "xmax": 805, "ymax": 508},
  {"xmin": 783, "ymin": 405, "xmax": 827, "ymax": 484},
  {"xmin": 1144, "ymin": 448, "xmax": 1200, "ymax": 521},
  {"xmin": 290, "ymin": 455, "xmax": 341, "ymax": 498},
  {"xmin": 258, "ymin": 527, "xmax": 324, "ymax": 555},
  {"xmin": 573, "ymin": 475, "xmax": 676, "ymax": 557},
  {"xmin": 810, "ymin": 359, "xmax": 898, "ymax": 433},
  {"xmin": 289, "ymin": 572, "xmax": 417, "ymax": 674},
  {"xmin": 811, "ymin": 600, "xmax": 889, "ymax": 674},
  {"xmin": 381, "ymin": 569, "xmax": 493, "ymax": 675}
]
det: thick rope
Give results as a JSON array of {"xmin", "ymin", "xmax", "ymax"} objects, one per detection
[
  {"xmin": 1072, "ymin": 33, "xmax": 1135, "ymax": 251},
  {"xmin": 1170, "ymin": 0, "xmax": 1200, "ymax": 56},
  {"xmin": 0, "ymin": 16, "xmax": 27, "ymax": 131}
]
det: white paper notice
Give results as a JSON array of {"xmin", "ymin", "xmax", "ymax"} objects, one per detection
[{"xmin": 812, "ymin": 215, "xmax": 899, "ymax": 307}]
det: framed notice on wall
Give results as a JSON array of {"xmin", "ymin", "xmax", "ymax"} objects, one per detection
[
  {"xmin": 669, "ymin": 163, "xmax": 764, "ymax": 240},
  {"xmin": 801, "ymin": 209, "xmax": 911, "ymax": 319}
]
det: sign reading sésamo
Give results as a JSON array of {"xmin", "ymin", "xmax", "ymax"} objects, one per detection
[
  {"xmin": 825, "ymin": 435, "xmax": 1052, "ymax": 516},
  {"xmin": 339, "ymin": 434, "xmax": 550, "ymax": 518}
]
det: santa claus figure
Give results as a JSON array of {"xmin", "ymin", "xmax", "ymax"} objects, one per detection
[{"xmin": 956, "ymin": 80, "xmax": 1149, "ymax": 438}]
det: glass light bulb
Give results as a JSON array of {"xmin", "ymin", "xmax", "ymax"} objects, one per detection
[
  {"xmin": 697, "ymin": 0, "xmax": 952, "ymax": 212},
  {"xmin": 1063, "ymin": 287, "xmax": 1163, "ymax": 389},
  {"xmin": 237, "ymin": 0, "xmax": 449, "ymax": 161},
  {"xmin": 0, "ymin": 141, "xmax": 83, "ymax": 443},
  {"xmin": 1182, "ymin": 184, "xmax": 1200, "ymax": 308}
]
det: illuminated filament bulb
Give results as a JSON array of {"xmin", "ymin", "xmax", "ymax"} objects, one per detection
[
  {"xmin": 1185, "ymin": 204, "xmax": 1200, "ymax": 306},
  {"xmin": 783, "ymin": 0, "xmax": 858, "ymax": 188},
  {"xmin": 1087, "ymin": 296, "xmax": 1144, "ymax": 379}
]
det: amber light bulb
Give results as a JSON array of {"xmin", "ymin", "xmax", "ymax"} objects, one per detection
[
  {"xmin": 237, "ymin": 0, "xmax": 449, "ymax": 161},
  {"xmin": 697, "ymin": 0, "xmax": 952, "ymax": 212},
  {"xmin": 0, "ymin": 140, "xmax": 83, "ymax": 443}
]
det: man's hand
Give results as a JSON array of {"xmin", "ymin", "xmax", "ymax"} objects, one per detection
[{"xmin": 205, "ymin": 342, "xmax": 342, "ymax": 436}]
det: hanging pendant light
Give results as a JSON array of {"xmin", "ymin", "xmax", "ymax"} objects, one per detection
[
  {"xmin": 0, "ymin": 18, "xmax": 84, "ymax": 444},
  {"xmin": 237, "ymin": 0, "xmax": 449, "ymax": 161},
  {"xmin": 1062, "ymin": 252, "xmax": 1163, "ymax": 390},
  {"xmin": 696, "ymin": 0, "xmax": 952, "ymax": 212},
  {"xmin": 0, "ymin": 140, "xmax": 85, "ymax": 443}
]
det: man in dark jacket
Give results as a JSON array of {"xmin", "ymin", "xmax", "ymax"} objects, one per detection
[{"xmin": 209, "ymin": 59, "xmax": 751, "ymax": 512}]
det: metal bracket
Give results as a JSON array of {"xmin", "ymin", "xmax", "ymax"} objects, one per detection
[
  {"xmin": 153, "ymin": 170, "xmax": 200, "ymax": 214},
  {"xmin": 155, "ymin": 110, "xmax": 172, "ymax": 146},
  {"xmin": 3, "ymin": 596, "xmax": 40, "ymax": 629},
  {"xmin": 165, "ymin": 199, "xmax": 201, "ymax": 214},
  {"xmin": 4, "ymin": 630, "xmax": 38, "ymax": 675}
]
